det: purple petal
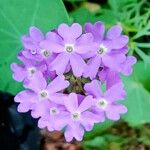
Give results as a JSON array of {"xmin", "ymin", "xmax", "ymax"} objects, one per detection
[
  {"xmin": 24, "ymin": 71, "xmax": 47, "ymax": 92},
  {"xmin": 98, "ymin": 67, "xmax": 108, "ymax": 84},
  {"xmin": 29, "ymin": 26, "xmax": 44, "ymax": 42},
  {"xmin": 14, "ymin": 90, "xmax": 36, "ymax": 103},
  {"xmin": 107, "ymin": 25, "xmax": 122, "ymax": 39},
  {"xmin": 40, "ymin": 39, "xmax": 64, "ymax": 53},
  {"xmin": 110, "ymin": 35, "xmax": 129, "ymax": 49},
  {"xmin": 120, "ymin": 56, "xmax": 137, "ymax": 76},
  {"xmin": 38, "ymin": 118, "xmax": 48, "ymax": 129},
  {"xmin": 102, "ymin": 54, "xmax": 123, "ymax": 71},
  {"xmin": 47, "ymin": 75, "xmax": 69, "ymax": 93},
  {"xmin": 14, "ymin": 90, "xmax": 36, "ymax": 112},
  {"xmin": 83, "ymin": 56, "xmax": 101, "ymax": 79},
  {"xmin": 84, "ymin": 80, "xmax": 102, "ymax": 98},
  {"xmin": 50, "ymin": 53, "xmax": 70, "ymax": 75},
  {"xmin": 84, "ymin": 21, "xmax": 105, "ymax": 42},
  {"xmin": 46, "ymin": 31, "xmax": 63, "ymax": 43},
  {"xmin": 75, "ymin": 33, "xmax": 95, "ymax": 54},
  {"xmin": 104, "ymin": 82, "xmax": 126, "ymax": 101},
  {"xmin": 106, "ymin": 104, "xmax": 127, "ymax": 121},
  {"xmin": 64, "ymin": 93, "xmax": 78, "ymax": 112},
  {"xmin": 31, "ymin": 100, "xmax": 50, "ymax": 118},
  {"xmin": 58, "ymin": 23, "xmax": 82, "ymax": 43},
  {"xmin": 70, "ymin": 53, "xmax": 86, "ymax": 77},
  {"xmin": 105, "ymin": 69, "xmax": 121, "ymax": 89},
  {"xmin": 21, "ymin": 36, "xmax": 36, "ymax": 50},
  {"xmin": 77, "ymin": 96, "xmax": 93, "ymax": 112},
  {"xmin": 11, "ymin": 63, "xmax": 26, "ymax": 82},
  {"xmin": 81, "ymin": 111, "xmax": 104, "ymax": 131},
  {"xmin": 64, "ymin": 126, "xmax": 74, "ymax": 142}
]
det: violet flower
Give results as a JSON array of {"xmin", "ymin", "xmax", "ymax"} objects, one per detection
[
  {"xmin": 15, "ymin": 72, "xmax": 69, "ymax": 118},
  {"xmin": 83, "ymin": 22, "xmax": 130, "ymax": 79},
  {"xmin": 40, "ymin": 23, "xmax": 95, "ymax": 77},
  {"xmin": 84, "ymin": 80, "xmax": 127, "ymax": 121}
]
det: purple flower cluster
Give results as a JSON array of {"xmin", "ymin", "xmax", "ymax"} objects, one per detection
[{"xmin": 11, "ymin": 22, "xmax": 136, "ymax": 142}]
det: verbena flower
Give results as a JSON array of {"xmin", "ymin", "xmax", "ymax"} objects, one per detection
[
  {"xmin": 14, "ymin": 72, "xmax": 69, "ymax": 118},
  {"xmin": 22, "ymin": 26, "xmax": 56, "ymax": 62},
  {"xmin": 11, "ymin": 22, "xmax": 136, "ymax": 142},
  {"xmin": 84, "ymin": 80, "xmax": 127, "ymax": 120},
  {"xmin": 11, "ymin": 54, "xmax": 47, "ymax": 82},
  {"xmin": 40, "ymin": 23, "xmax": 95, "ymax": 77},
  {"xmin": 83, "ymin": 22, "xmax": 136, "ymax": 79}
]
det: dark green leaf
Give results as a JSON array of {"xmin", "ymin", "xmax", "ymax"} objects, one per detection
[{"xmin": 0, "ymin": 0, "xmax": 69, "ymax": 95}]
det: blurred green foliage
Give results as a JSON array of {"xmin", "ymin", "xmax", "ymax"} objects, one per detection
[{"xmin": 0, "ymin": 0, "xmax": 150, "ymax": 149}]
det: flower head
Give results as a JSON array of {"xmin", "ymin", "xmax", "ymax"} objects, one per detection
[{"xmin": 11, "ymin": 22, "xmax": 136, "ymax": 142}]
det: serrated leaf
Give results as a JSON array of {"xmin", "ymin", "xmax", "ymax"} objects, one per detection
[{"xmin": 0, "ymin": 0, "xmax": 69, "ymax": 95}]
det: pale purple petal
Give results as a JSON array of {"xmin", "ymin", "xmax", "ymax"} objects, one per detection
[
  {"xmin": 14, "ymin": 90, "xmax": 37, "ymax": 112},
  {"xmin": 70, "ymin": 53, "xmax": 86, "ymax": 77},
  {"xmin": 31, "ymin": 100, "xmax": 50, "ymax": 118},
  {"xmin": 110, "ymin": 35, "xmax": 129, "ymax": 49},
  {"xmin": 24, "ymin": 71, "xmax": 47, "ymax": 92},
  {"xmin": 75, "ymin": 33, "xmax": 95, "ymax": 54},
  {"xmin": 58, "ymin": 23, "xmax": 82, "ymax": 42},
  {"xmin": 107, "ymin": 25, "xmax": 122, "ymax": 39},
  {"xmin": 40, "ymin": 40, "xmax": 64, "ymax": 53},
  {"xmin": 104, "ymin": 82, "xmax": 126, "ymax": 101},
  {"xmin": 47, "ymin": 75, "xmax": 69, "ymax": 93},
  {"xmin": 102, "ymin": 54, "xmax": 122, "ymax": 71},
  {"xmin": 50, "ymin": 53, "xmax": 70, "ymax": 75},
  {"xmin": 81, "ymin": 111, "xmax": 104, "ymax": 131},
  {"xmin": 84, "ymin": 80, "xmax": 102, "ymax": 98},
  {"xmin": 83, "ymin": 56, "xmax": 101, "ymax": 79},
  {"xmin": 84, "ymin": 21, "xmax": 105, "ymax": 42},
  {"xmin": 64, "ymin": 93, "xmax": 78, "ymax": 112},
  {"xmin": 105, "ymin": 69, "xmax": 121, "ymax": 89},
  {"xmin": 120, "ymin": 56, "xmax": 137, "ymax": 76},
  {"xmin": 29, "ymin": 26, "xmax": 44, "ymax": 42},
  {"xmin": 77, "ymin": 96, "xmax": 93, "ymax": 112},
  {"xmin": 11, "ymin": 63, "xmax": 26, "ymax": 82},
  {"xmin": 106, "ymin": 104, "xmax": 127, "ymax": 120},
  {"xmin": 21, "ymin": 36, "xmax": 36, "ymax": 50},
  {"xmin": 64, "ymin": 126, "xmax": 74, "ymax": 142}
]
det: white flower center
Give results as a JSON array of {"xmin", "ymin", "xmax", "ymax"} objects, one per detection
[
  {"xmin": 39, "ymin": 90, "xmax": 49, "ymax": 99},
  {"xmin": 97, "ymin": 98, "xmax": 108, "ymax": 109},
  {"xmin": 50, "ymin": 107, "xmax": 59, "ymax": 115},
  {"xmin": 98, "ymin": 44, "xmax": 107, "ymax": 56},
  {"xmin": 27, "ymin": 67, "xmax": 37, "ymax": 76},
  {"xmin": 41, "ymin": 49, "xmax": 51, "ymax": 57},
  {"xmin": 71, "ymin": 111, "xmax": 81, "ymax": 121},
  {"xmin": 65, "ymin": 44, "xmax": 74, "ymax": 53},
  {"xmin": 30, "ymin": 49, "xmax": 37, "ymax": 55}
]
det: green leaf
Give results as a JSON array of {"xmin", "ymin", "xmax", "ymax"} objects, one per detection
[
  {"xmin": 122, "ymin": 61, "xmax": 150, "ymax": 126},
  {"xmin": 0, "ymin": 0, "xmax": 69, "ymax": 95},
  {"xmin": 84, "ymin": 120, "xmax": 114, "ymax": 140},
  {"xmin": 83, "ymin": 134, "xmax": 123, "ymax": 150},
  {"xmin": 135, "ymin": 47, "xmax": 150, "ymax": 64},
  {"xmin": 137, "ymin": 43, "xmax": 150, "ymax": 48},
  {"xmin": 70, "ymin": 8, "xmax": 95, "ymax": 25}
]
